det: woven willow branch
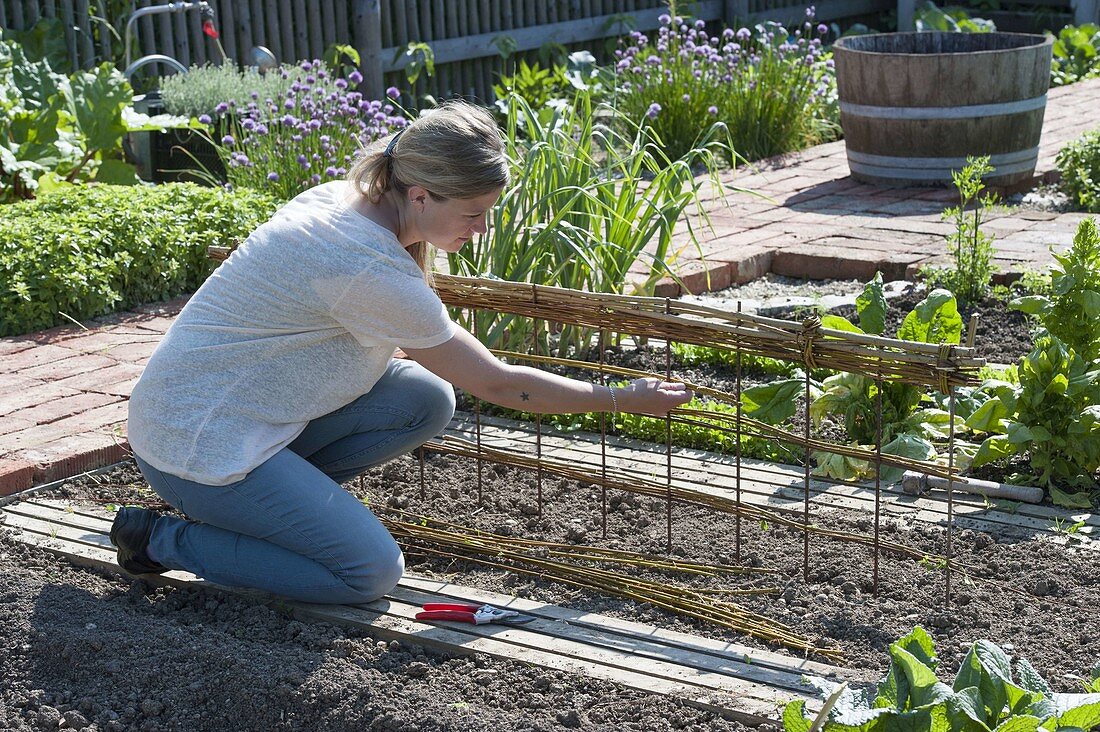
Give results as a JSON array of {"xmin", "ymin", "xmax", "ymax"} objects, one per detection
[
  {"xmin": 435, "ymin": 274, "xmax": 983, "ymax": 391},
  {"xmin": 380, "ymin": 509, "xmax": 841, "ymax": 659}
]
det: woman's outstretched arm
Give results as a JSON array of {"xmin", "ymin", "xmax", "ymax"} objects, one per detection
[{"xmin": 403, "ymin": 327, "xmax": 692, "ymax": 416}]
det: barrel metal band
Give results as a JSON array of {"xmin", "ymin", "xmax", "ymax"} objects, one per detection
[
  {"xmin": 846, "ymin": 146, "xmax": 1039, "ymax": 180},
  {"xmin": 839, "ymin": 93, "xmax": 1047, "ymax": 120}
]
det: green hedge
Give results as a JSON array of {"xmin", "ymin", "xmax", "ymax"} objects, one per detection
[{"xmin": 0, "ymin": 184, "xmax": 278, "ymax": 337}]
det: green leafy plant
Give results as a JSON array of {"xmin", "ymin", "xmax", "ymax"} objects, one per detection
[
  {"xmin": 784, "ymin": 626, "xmax": 1100, "ymax": 732},
  {"xmin": 914, "ymin": 1, "xmax": 996, "ymax": 32},
  {"xmin": 969, "ymin": 336, "xmax": 1100, "ymax": 505},
  {"xmin": 0, "ymin": 183, "xmax": 277, "ymax": 336},
  {"xmin": 922, "ymin": 156, "xmax": 999, "ymax": 306},
  {"xmin": 0, "ymin": 38, "xmax": 196, "ymax": 201},
  {"xmin": 449, "ymin": 90, "xmax": 728, "ymax": 357},
  {"xmin": 809, "ymin": 274, "xmax": 962, "ymax": 482},
  {"xmin": 1010, "ymin": 217, "xmax": 1100, "ymax": 361},
  {"xmin": 159, "ymin": 62, "xmax": 311, "ymax": 120},
  {"xmin": 1056, "ymin": 129, "xmax": 1100, "ymax": 213},
  {"xmin": 1051, "ymin": 23, "xmax": 1100, "ymax": 87},
  {"xmin": 492, "ymin": 58, "xmax": 572, "ymax": 114}
]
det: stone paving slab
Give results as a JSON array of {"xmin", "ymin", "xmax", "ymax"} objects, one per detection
[{"xmin": 2, "ymin": 79, "xmax": 1099, "ymax": 491}]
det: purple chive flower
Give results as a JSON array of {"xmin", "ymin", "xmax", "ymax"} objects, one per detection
[
  {"xmin": 335, "ymin": 78, "xmax": 348, "ymax": 89},
  {"xmin": 682, "ymin": 93, "xmax": 690, "ymax": 102},
  {"xmin": 300, "ymin": 60, "xmax": 313, "ymax": 71},
  {"xmin": 736, "ymin": 27, "xmax": 751, "ymax": 40},
  {"xmin": 817, "ymin": 23, "xmax": 828, "ymax": 34},
  {"xmin": 646, "ymin": 102, "xmax": 661, "ymax": 119},
  {"xmin": 349, "ymin": 70, "xmax": 363, "ymax": 84},
  {"xmin": 386, "ymin": 86, "xmax": 400, "ymax": 99},
  {"xmin": 708, "ymin": 105, "xmax": 718, "ymax": 115},
  {"xmin": 325, "ymin": 166, "xmax": 338, "ymax": 177},
  {"xmin": 221, "ymin": 134, "xmax": 235, "ymax": 145},
  {"xmin": 267, "ymin": 172, "xmax": 279, "ymax": 182},
  {"xmin": 659, "ymin": 13, "xmax": 670, "ymax": 23},
  {"xmin": 215, "ymin": 102, "xmax": 229, "ymax": 114},
  {"xmin": 198, "ymin": 114, "xmax": 212, "ymax": 124}
]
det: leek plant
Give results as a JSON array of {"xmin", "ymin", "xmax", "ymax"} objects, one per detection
[{"xmin": 447, "ymin": 90, "xmax": 732, "ymax": 357}]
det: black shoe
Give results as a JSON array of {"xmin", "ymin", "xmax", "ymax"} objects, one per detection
[{"xmin": 109, "ymin": 507, "xmax": 167, "ymax": 575}]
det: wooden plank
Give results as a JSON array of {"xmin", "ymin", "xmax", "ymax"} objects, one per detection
[
  {"xmin": 397, "ymin": 574, "xmax": 859, "ymax": 682},
  {"xmin": 11, "ymin": 0, "xmax": 25, "ymax": 30},
  {"xmin": 448, "ymin": 413, "xmax": 1100, "ymax": 543},
  {"xmin": 380, "ymin": 1, "xmax": 724, "ymax": 70},
  {"xmin": 291, "ymin": 0, "xmax": 308, "ymax": 61},
  {"xmin": 75, "ymin": 0, "xmax": 96, "ymax": 67},
  {"xmin": 307, "ymin": 0, "xmax": 323, "ymax": 59},
  {"xmin": 3, "ymin": 498, "xmax": 838, "ymax": 700},
  {"xmin": 0, "ymin": 501, "xmax": 803, "ymax": 724},
  {"xmin": 0, "ymin": 1, "xmax": 7, "ymax": 30},
  {"xmin": 59, "ymin": 0, "xmax": 79, "ymax": 70},
  {"xmin": 236, "ymin": 0, "xmax": 255, "ymax": 65},
  {"xmin": 278, "ymin": 0, "xmax": 294, "ymax": 62},
  {"xmin": 321, "ymin": 0, "xmax": 337, "ymax": 48},
  {"xmin": 265, "ymin": 0, "xmax": 283, "ymax": 59}
]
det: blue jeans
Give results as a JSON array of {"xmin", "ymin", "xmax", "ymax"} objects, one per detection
[{"xmin": 134, "ymin": 359, "xmax": 455, "ymax": 604}]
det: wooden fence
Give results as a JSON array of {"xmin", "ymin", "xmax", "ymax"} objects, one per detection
[{"xmin": 2, "ymin": 0, "xmax": 1010, "ymax": 102}]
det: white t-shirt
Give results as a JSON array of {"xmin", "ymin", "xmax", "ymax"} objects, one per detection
[{"xmin": 127, "ymin": 181, "xmax": 457, "ymax": 485}]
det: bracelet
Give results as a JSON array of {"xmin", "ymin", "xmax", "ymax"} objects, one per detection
[{"xmin": 607, "ymin": 384, "xmax": 618, "ymax": 415}]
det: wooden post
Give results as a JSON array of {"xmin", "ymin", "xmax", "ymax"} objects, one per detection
[
  {"xmin": 1076, "ymin": 0, "xmax": 1100, "ymax": 25},
  {"xmin": 897, "ymin": 0, "xmax": 916, "ymax": 31},
  {"xmin": 723, "ymin": 0, "xmax": 749, "ymax": 27},
  {"xmin": 353, "ymin": 0, "xmax": 384, "ymax": 100}
]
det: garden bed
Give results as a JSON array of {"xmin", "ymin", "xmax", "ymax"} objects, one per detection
[{"xmin": 2, "ymin": 450, "xmax": 1097, "ymax": 731}]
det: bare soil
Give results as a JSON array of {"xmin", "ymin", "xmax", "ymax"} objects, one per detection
[{"xmin": 3, "ymin": 450, "xmax": 1098, "ymax": 732}]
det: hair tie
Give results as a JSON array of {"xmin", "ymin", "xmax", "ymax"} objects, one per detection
[{"xmin": 383, "ymin": 128, "xmax": 406, "ymax": 158}]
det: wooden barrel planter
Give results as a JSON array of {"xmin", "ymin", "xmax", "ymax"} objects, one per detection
[{"xmin": 833, "ymin": 32, "xmax": 1053, "ymax": 187}]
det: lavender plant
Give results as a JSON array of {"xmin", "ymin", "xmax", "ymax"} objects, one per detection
[
  {"xmin": 611, "ymin": 7, "xmax": 837, "ymax": 165},
  {"xmin": 209, "ymin": 60, "xmax": 409, "ymax": 201}
]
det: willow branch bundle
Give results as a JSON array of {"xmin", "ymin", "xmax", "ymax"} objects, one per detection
[
  {"xmin": 380, "ymin": 509, "xmax": 841, "ymax": 659},
  {"xmin": 436, "ymin": 274, "xmax": 983, "ymax": 390},
  {"xmin": 430, "ymin": 435, "xmax": 939, "ymax": 564},
  {"xmin": 489, "ymin": 350, "xmax": 961, "ymax": 481}
]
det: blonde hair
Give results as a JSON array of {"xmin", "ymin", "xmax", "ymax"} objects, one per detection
[{"xmin": 348, "ymin": 100, "xmax": 509, "ymax": 276}]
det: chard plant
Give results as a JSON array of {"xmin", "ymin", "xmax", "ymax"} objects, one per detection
[
  {"xmin": 0, "ymin": 38, "xmax": 197, "ymax": 201},
  {"xmin": 785, "ymin": 626, "xmax": 1100, "ymax": 732},
  {"xmin": 1010, "ymin": 217, "xmax": 1100, "ymax": 362},
  {"xmin": 968, "ymin": 335, "xmax": 1100, "ymax": 507},
  {"xmin": 611, "ymin": 6, "xmax": 837, "ymax": 165},
  {"xmin": 808, "ymin": 274, "xmax": 962, "ymax": 482}
]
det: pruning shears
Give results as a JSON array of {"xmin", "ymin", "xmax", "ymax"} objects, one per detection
[{"xmin": 415, "ymin": 602, "xmax": 535, "ymax": 625}]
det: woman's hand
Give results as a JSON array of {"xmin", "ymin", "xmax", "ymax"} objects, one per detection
[{"xmin": 616, "ymin": 377, "xmax": 693, "ymax": 417}]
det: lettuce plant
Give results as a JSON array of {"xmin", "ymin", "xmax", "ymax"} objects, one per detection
[
  {"xmin": 808, "ymin": 274, "xmax": 962, "ymax": 482},
  {"xmin": 1051, "ymin": 23, "xmax": 1100, "ymax": 87},
  {"xmin": 784, "ymin": 626, "xmax": 1100, "ymax": 732}
]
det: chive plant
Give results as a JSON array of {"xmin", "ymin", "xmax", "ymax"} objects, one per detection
[
  {"xmin": 208, "ymin": 60, "xmax": 408, "ymax": 201},
  {"xmin": 612, "ymin": 7, "xmax": 838, "ymax": 165}
]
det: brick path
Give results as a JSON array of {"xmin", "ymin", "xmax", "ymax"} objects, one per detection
[{"xmin": 2, "ymin": 78, "xmax": 1098, "ymax": 494}]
